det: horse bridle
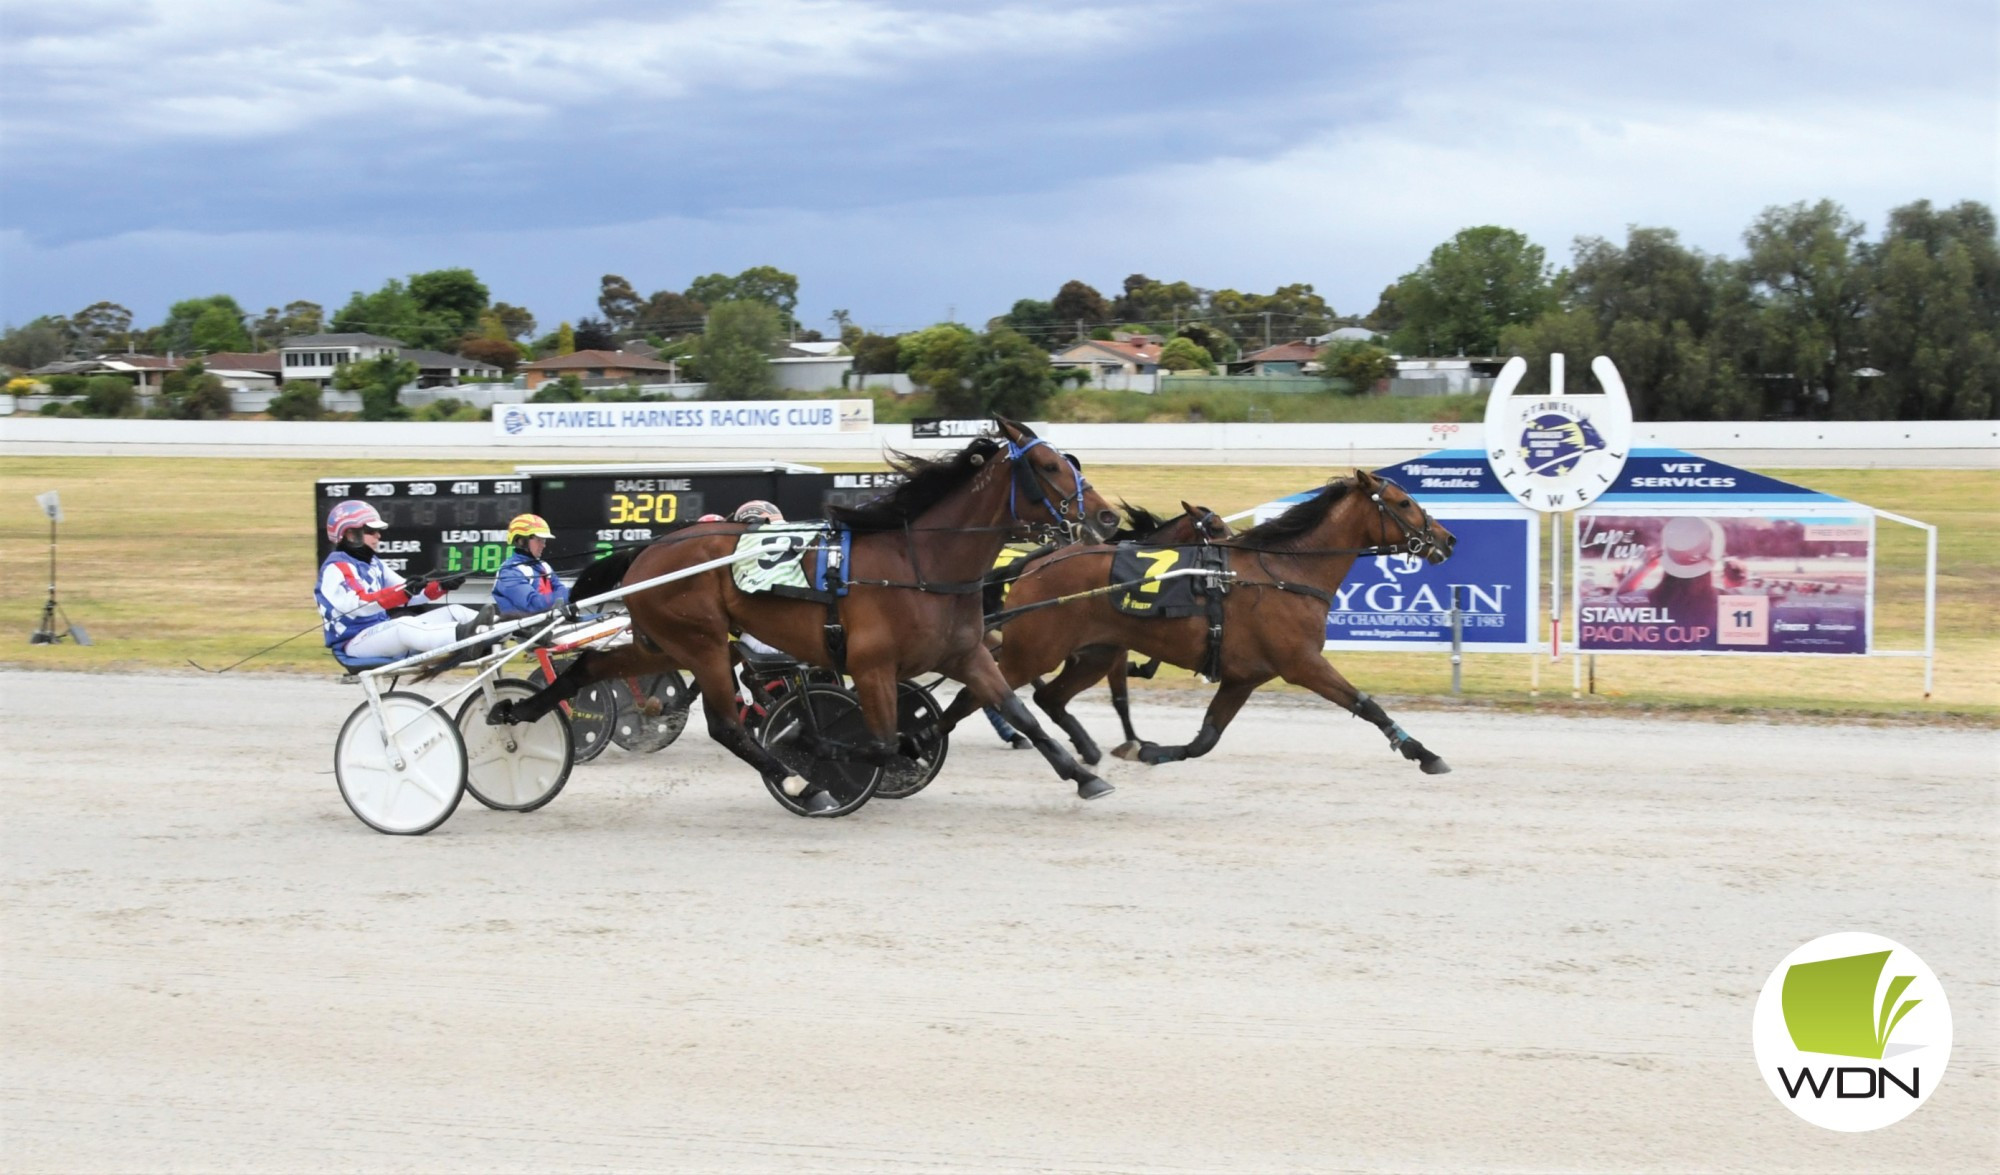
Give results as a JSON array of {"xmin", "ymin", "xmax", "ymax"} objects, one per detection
[
  {"xmin": 1368, "ymin": 478, "xmax": 1442, "ymax": 558},
  {"xmin": 1006, "ymin": 437, "xmax": 1090, "ymax": 541}
]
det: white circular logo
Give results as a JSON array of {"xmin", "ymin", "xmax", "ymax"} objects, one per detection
[
  {"xmin": 1751, "ymin": 932, "xmax": 1952, "ymax": 1131},
  {"xmin": 1482, "ymin": 354, "xmax": 1633, "ymax": 512}
]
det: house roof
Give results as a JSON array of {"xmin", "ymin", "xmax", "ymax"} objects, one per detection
[
  {"xmin": 1054, "ymin": 338, "xmax": 1162, "ymax": 364},
  {"xmin": 200, "ymin": 351, "xmax": 282, "ymax": 372},
  {"xmin": 521, "ymin": 349, "xmax": 677, "ymax": 372},
  {"xmin": 398, "ymin": 348, "xmax": 501, "ymax": 371},
  {"xmin": 1241, "ymin": 341, "xmax": 1320, "ymax": 363},
  {"xmin": 28, "ymin": 355, "xmax": 183, "ymax": 375},
  {"xmin": 281, "ymin": 332, "xmax": 406, "ymax": 348}
]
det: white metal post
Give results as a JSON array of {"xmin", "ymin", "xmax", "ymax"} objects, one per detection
[{"xmin": 1924, "ymin": 521, "xmax": 1937, "ymax": 698}]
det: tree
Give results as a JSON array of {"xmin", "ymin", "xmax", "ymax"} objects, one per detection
[
  {"xmin": 632, "ymin": 289, "xmax": 706, "ymax": 339},
  {"xmin": 267, "ymin": 380, "xmax": 325, "ymax": 420},
  {"xmin": 686, "ymin": 266, "xmax": 799, "ymax": 322},
  {"xmin": 1158, "ymin": 336, "xmax": 1215, "ymax": 373},
  {"xmin": 407, "ymin": 268, "xmax": 490, "ymax": 342},
  {"xmin": 1363, "ymin": 284, "xmax": 1405, "ymax": 334},
  {"xmin": 456, "ymin": 337, "xmax": 522, "ymax": 375},
  {"xmin": 1316, "ymin": 340, "xmax": 1394, "ymax": 393},
  {"xmin": 531, "ymin": 373, "xmax": 586, "ymax": 403},
  {"xmin": 1111, "ymin": 274, "xmax": 1205, "ymax": 327},
  {"xmin": 1389, "ymin": 226, "xmax": 1556, "ymax": 356},
  {"xmin": 573, "ymin": 317, "xmax": 616, "ymax": 351},
  {"xmin": 851, "ymin": 332, "xmax": 902, "ymax": 375},
  {"xmin": 488, "ymin": 302, "xmax": 537, "ymax": 341},
  {"xmin": 1175, "ymin": 321, "xmax": 1237, "ymax": 364},
  {"xmin": 1050, "ymin": 280, "xmax": 1110, "ymax": 341},
  {"xmin": 0, "ymin": 318, "xmax": 70, "ymax": 368},
  {"xmin": 159, "ymin": 295, "xmax": 251, "ymax": 355},
  {"xmin": 556, "ymin": 322, "xmax": 576, "ymax": 355},
  {"xmin": 1738, "ymin": 199, "xmax": 1872, "ymax": 419},
  {"xmin": 1862, "ymin": 199, "xmax": 1998, "ymax": 419},
  {"xmin": 990, "ymin": 298, "xmax": 1059, "ymax": 340},
  {"xmin": 331, "ymin": 280, "xmax": 422, "ymax": 344},
  {"xmin": 698, "ymin": 300, "xmax": 783, "ymax": 399},
  {"xmin": 70, "ymin": 302, "xmax": 133, "ymax": 353},
  {"xmin": 332, "ymin": 353, "xmax": 419, "ymax": 420},
  {"xmin": 156, "ymin": 361, "xmax": 233, "ymax": 419},
  {"xmin": 250, "ymin": 300, "xmax": 324, "ymax": 348},
  {"xmin": 598, "ymin": 274, "xmax": 642, "ymax": 333},
  {"xmin": 898, "ymin": 323, "xmax": 980, "ymax": 395},
  {"xmin": 964, "ymin": 328, "xmax": 1057, "ymax": 418}
]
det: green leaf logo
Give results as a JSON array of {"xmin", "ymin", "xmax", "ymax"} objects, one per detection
[{"xmin": 1780, "ymin": 950, "xmax": 1921, "ymax": 1059}]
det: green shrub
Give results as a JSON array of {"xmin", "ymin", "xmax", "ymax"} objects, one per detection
[
  {"xmin": 157, "ymin": 361, "xmax": 233, "ymax": 419},
  {"xmin": 45, "ymin": 373, "xmax": 87, "ymax": 397},
  {"xmin": 267, "ymin": 380, "xmax": 325, "ymax": 420},
  {"xmin": 81, "ymin": 375, "xmax": 140, "ymax": 417},
  {"xmin": 38, "ymin": 399, "xmax": 65, "ymax": 415},
  {"xmin": 414, "ymin": 396, "xmax": 483, "ymax": 421},
  {"xmin": 530, "ymin": 373, "xmax": 584, "ymax": 402}
]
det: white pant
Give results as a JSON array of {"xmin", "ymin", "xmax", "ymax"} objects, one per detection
[{"xmin": 343, "ymin": 606, "xmax": 478, "ymax": 659}]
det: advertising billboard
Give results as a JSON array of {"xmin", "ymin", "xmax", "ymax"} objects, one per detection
[
  {"xmin": 1324, "ymin": 511, "xmax": 1540, "ymax": 651},
  {"xmin": 1574, "ymin": 510, "xmax": 1873, "ymax": 655}
]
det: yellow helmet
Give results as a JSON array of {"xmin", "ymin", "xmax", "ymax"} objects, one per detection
[{"xmin": 507, "ymin": 513, "xmax": 554, "ymax": 541}]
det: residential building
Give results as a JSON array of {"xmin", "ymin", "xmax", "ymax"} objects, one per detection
[
  {"xmin": 28, "ymin": 355, "xmax": 183, "ymax": 391},
  {"xmin": 398, "ymin": 349, "xmax": 503, "ymax": 388},
  {"xmin": 279, "ymin": 333, "xmax": 406, "ymax": 386},
  {"xmin": 1050, "ymin": 338, "xmax": 1162, "ymax": 377},
  {"xmin": 1231, "ymin": 341, "xmax": 1322, "ymax": 376},
  {"xmin": 519, "ymin": 349, "xmax": 681, "ymax": 390}
]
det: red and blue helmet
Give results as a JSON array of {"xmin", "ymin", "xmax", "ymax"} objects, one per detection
[{"xmin": 326, "ymin": 499, "xmax": 388, "ymax": 544}]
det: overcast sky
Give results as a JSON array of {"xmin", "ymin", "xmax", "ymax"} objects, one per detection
[{"xmin": 2, "ymin": 0, "xmax": 1993, "ymax": 337}]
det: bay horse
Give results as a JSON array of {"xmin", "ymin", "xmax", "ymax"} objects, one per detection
[
  {"xmin": 939, "ymin": 469, "xmax": 1459, "ymax": 774},
  {"xmin": 990, "ymin": 501, "xmax": 1233, "ymax": 766},
  {"xmin": 488, "ymin": 419, "xmax": 1124, "ymax": 813}
]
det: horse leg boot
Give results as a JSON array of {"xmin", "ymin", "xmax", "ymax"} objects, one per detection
[
  {"xmin": 1279, "ymin": 655, "xmax": 1450, "ymax": 774},
  {"xmin": 948, "ymin": 648, "xmax": 1113, "ymax": 800},
  {"xmin": 683, "ymin": 659, "xmax": 829, "ymax": 811},
  {"xmin": 1133, "ymin": 678, "xmax": 1259, "ymax": 766},
  {"xmin": 1106, "ymin": 655, "xmax": 1142, "ymax": 760},
  {"xmin": 1031, "ymin": 645, "xmax": 1120, "ymax": 767},
  {"xmin": 487, "ymin": 647, "xmax": 618, "ymax": 725}
]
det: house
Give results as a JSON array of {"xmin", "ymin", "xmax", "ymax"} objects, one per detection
[
  {"xmin": 519, "ymin": 349, "xmax": 680, "ymax": 390},
  {"xmin": 28, "ymin": 355, "xmax": 184, "ymax": 392},
  {"xmin": 1231, "ymin": 341, "xmax": 1322, "ymax": 376},
  {"xmin": 279, "ymin": 333, "xmax": 407, "ymax": 386},
  {"xmin": 1309, "ymin": 326, "xmax": 1382, "ymax": 345},
  {"xmin": 201, "ymin": 352, "xmax": 283, "ymax": 379},
  {"xmin": 1050, "ymin": 338, "xmax": 1162, "ymax": 377},
  {"xmin": 1390, "ymin": 357, "xmax": 1508, "ymax": 396},
  {"xmin": 397, "ymin": 348, "xmax": 503, "ymax": 388},
  {"xmin": 782, "ymin": 340, "xmax": 848, "ymax": 359}
]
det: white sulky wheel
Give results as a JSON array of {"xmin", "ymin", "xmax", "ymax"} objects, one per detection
[
  {"xmin": 334, "ymin": 691, "xmax": 467, "ymax": 835},
  {"xmin": 456, "ymin": 678, "xmax": 573, "ymax": 812}
]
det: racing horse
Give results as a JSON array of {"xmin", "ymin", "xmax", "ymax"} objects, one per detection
[
  {"xmin": 939, "ymin": 469, "xmax": 1458, "ymax": 774},
  {"xmin": 989, "ymin": 501, "xmax": 1234, "ymax": 766},
  {"xmin": 488, "ymin": 419, "xmax": 1124, "ymax": 811}
]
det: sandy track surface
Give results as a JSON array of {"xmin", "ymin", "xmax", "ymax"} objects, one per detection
[{"xmin": 2, "ymin": 670, "xmax": 1993, "ymax": 1172}]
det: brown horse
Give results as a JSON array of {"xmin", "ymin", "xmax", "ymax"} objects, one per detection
[
  {"xmin": 940, "ymin": 469, "xmax": 1459, "ymax": 774},
  {"xmin": 490, "ymin": 419, "xmax": 1123, "ymax": 813},
  {"xmin": 991, "ymin": 501, "xmax": 1234, "ymax": 766}
]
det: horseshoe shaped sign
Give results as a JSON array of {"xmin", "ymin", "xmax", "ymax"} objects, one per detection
[{"xmin": 1483, "ymin": 353, "xmax": 1634, "ymax": 512}]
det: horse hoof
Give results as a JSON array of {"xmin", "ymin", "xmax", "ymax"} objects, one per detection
[
  {"xmin": 803, "ymin": 790, "xmax": 841, "ymax": 815},
  {"xmin": 1420, "ymin": 757, "xmax": 1452, "ymax": 775},
  {"xmin": 1076, "ymin": 776, "xmax": 1115, "ymax": 801},
  {"xmin": 780, "ymin": 774, "xmax": 809, "ymax": 798},
  {"xmin": 1110, "ymin": 741, "xmax": 1141, "ymax": 761}
]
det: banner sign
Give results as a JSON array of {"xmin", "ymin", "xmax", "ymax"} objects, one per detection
[
  {"xmin": 1323, "ymin": 512, "xmax": 1540, "ymax": 651},
  {"xmin": 1575, "ymin": 510, "xmax": 1872, "ymax": 655},
  {"xmin": 493, "ymin": 399, "xmax": 873, "ymax": 439},
  {"xmin": 910, "ymin": 418, "xmax": 1000, "ymax": 439}
]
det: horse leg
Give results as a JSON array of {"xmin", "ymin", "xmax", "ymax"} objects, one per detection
[
  {"xmin": 1029, "ymin": 645, "xmax": 1121, "ymax": 767},
  {"xmin": 681, "ymin": 653, "xmax": 828, "ymax": 810},
  {"xmin": 1132, "ymin": 677, "xmax": 1262, "ymax": 766},
  {"xmin": 1279, "ymin": 655, "xmax": 1451, "ymax": 774},
  {"xmin": 488, "ymin": 644, "xmax": 659, "ymax": 725},
  {"xmin": 1107, "ymin": 654, "xmax": 1141, "ymax": 760},
  {"xmin": 944, "ymin": 646, "xmax": 1114, "ymax": 801}
]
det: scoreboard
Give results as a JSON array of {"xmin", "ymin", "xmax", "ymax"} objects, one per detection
[
  {"xmin": 314, "ymin": 474, "xmax": 532, "ymax": 576},
  {"xmin": 315, "ymin": 465, "xmax": 905, "ymax": 580}
]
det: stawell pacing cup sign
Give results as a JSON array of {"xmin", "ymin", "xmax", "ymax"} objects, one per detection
[{"xmin": 1575, "ymin": 510, "xmax": 1873, "ymax": 654}]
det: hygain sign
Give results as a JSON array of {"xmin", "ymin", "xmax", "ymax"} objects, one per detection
[
  {"xmin": 1752, "ymin": 932, "xmax": 1952, "ymax": 1131},
  {"xmin": 1483, "ymin": 354, "xmax": 1633, "ymax": 512}
]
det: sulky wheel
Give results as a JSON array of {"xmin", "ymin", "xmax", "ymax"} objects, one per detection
[
  {"xmin": 455, "ymin": 678, "xmax": 573, "ymax": 812},
  {"xmin": 529, "ymin": 664, "xmax": 616, "ymax": 764},
  {"xmin": 876, "ymin": 680, "xmax": 951, "ymax": 799},
  {"xmin": 334, "ymin": 691, "xmax": 467, "ymax": 835},
  {"xmin": 754, "ymin": 683, "xmax": 882, "ymax": 817},
  {"xmin": 610, "ymin": 671, "xmax": 691, "ymax": 753}
]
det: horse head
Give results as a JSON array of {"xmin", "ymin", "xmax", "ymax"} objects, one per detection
[
  {"xmin": 996, "ymin": 417, "xmax": 1119, "ymax": 542},
  {"xmin": 1354, "ymin": 468, "xmax": 1455, "ymax": 565},
  {"xmin": 1179, "ymin": 500, "xmax": 1234, "ymax": 544}
]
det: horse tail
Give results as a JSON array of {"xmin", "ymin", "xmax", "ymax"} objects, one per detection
[{"xmin": 571, "ymin": 545, "xmax": 644, "ymax": 604}]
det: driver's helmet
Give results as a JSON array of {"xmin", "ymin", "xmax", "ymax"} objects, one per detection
[
  {"xmin": 732, "ymin": 500, "xmax": 783, "ymax": 524},
  {"xmin": 507, "ymin": 513, "xmax": 554, "ymax": 548},
  {"xmin": 326, "ymin": 500, "xmax": 387, "ymax": 545},
  {"xmin": 696, "ymin": 513, "xmax": 726, "ymax": 522}
]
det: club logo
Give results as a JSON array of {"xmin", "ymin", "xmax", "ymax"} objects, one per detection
[
  {"xmin": 500, "ymin": 407, "xmax": 530, "ymax": 435},
  {"xmin": 1520, "ymin": 409, "xmax": 1605, "ymax": 477},
  {"xmin": 1751, "ymin": 932, "xmax": 1952, "ymax": 1131},
  {"xmin": 1483, "ymin": 353, "xmax": 1632, "ymax": 512}
]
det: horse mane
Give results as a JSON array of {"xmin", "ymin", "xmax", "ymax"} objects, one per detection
[
  {"xmin": 1231, "ymin": 476, "xmax": 1358, "ymax": 550},
  {"xmin": 827, "ymin": 428, "xmax": 1021, "ymax": 533},
  {"xmin": 569, "ymin": 545, "xmax": 642, "ymax": 603},
  {"xmin": 1113, "ymin": 501, "xmax": 1168, "ymax": 541}
]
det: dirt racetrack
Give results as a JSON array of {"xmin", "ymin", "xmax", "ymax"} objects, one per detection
[{"xmin": 2, "ymin": 669, "xmax": 1993, "ymax": 1172}]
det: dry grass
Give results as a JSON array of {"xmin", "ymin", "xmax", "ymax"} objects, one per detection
[{"xmin": 2, "ymin": 457, "xmax": 1993, "ymax": 720}]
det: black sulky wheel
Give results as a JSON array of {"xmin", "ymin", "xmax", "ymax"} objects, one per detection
[
  {"xmin": 876, "ymin": 680, "xmax": 951, "ymax": 799},
  {"xmin": 610, "ymin": 670, "xmax": 691, "ymax": 753},
  {"xmin": 754, "ymin": 683, "xmax": 882, "ymax": 817},
  {"xmin": 528, "ymin": 663, "xmax": 616, "ymax": 764}
]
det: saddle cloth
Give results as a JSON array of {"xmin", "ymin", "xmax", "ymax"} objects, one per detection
[
  {"xmin": 732, "ymin": 523, "xmax": 852, "ymax": 599},
  {"xmin": 1107, "ymin": 543, "xmax": 1229, "ymax": 618}
]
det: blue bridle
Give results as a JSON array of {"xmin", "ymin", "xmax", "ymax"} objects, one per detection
[{"xmin": 1006, "ymin": 437, "xmax": 1089, "ymax": 538}]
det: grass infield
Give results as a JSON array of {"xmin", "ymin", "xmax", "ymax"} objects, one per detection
[{"xmin": 2, "ymin": 456, "xmax": 1993, "ymax": 722}]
